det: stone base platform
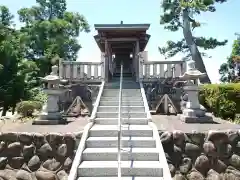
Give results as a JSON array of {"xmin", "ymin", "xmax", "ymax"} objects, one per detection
[
  {"xmin": 178, "ymin": 108, "xmax": 214, "ymax": 123},
  {"xmin": 178, "ymin": 114, "xmax": 214, "ymax": 123},
  {"xmin": 32, "ymin": 112, "xmax": 67, "ymax": 125},
  {"xmin": 32, "ymin": 118, "xmax": 67, "ymax": 125}
]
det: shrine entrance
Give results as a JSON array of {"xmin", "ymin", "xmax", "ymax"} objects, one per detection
[{"xmin": 94, "ymin": 22, "xmax": 150, "ymax": 81}]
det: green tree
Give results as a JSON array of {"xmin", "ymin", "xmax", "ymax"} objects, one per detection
[
  {"xmin": 18, "ymin": 0, "xmax": 90, "ymax": 77},
  {"xmin": 0, "ymin": 6, "xmax": 26, "ymax": 116},
  {"xmin": 219, "ymin": 34, "xmax": 240, "ymax": 82},
  {"xmin": 159, "ymin": 0, "xmax": 228, "ymax": 84}
]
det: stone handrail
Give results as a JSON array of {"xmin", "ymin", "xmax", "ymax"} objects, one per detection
[
  {"xmin": 68, "ymin": 122, "xmax": 94, "ymax": 180},
  {"xmin": 89, "ymin": 81, "xmax": 105, "ymax": 122},
  {"xmin": 139, "ymin": 59, "xmax": 187, "ymax": 80},
  {"xmin": 140, "ymin": 82, "xmax": 152, "ymax": 121},
  {"xmin": 149, "ymin": 122, "xmax": 172, "ymax": 180},
  {"xmin": 59, "ymin": 61, "xmax": 104, "ymax": 82}
]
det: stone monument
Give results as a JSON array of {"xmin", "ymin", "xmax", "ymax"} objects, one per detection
[
  {"xmin": 33, "ymin": 65, "xmax": 68, "ymax": 125},
  {"xmin": 178, "ymin": 60, "xmax": 213, "ymax": 123}
]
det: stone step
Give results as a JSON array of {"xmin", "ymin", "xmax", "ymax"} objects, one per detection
[
  {"xmin": 104, "ymin": 84, "xmax": 140, "ymax": 89},
  {"xmin": 78, "ymin": 177, "xmax": 164, "ymax": 180},
  {"xmin": 96, "ymin": 112, "xmax": 147, "ymax": 118},
  {"xmin": 94, "ymin": 118, "xmax": 148, "ymax": 125},
  {"xmin": 82, "ymin": 148, "xmax": 159, "ymax": 161},
  {"xmin": 102, "ymin": 92, "xmax": 142, "ymax": 97},
  {"xmin": 110, "ymin": 80, "xmax": 137, "ymax": 84},
  {"xmin": 89, "ymin": 125, "xmax": 153, "ymax": 137},
  {"xmin": 100, "ymin": 96, "xmax": 142, "ymax": 101},
  {"xmin": 105, "ymin": 87, "xmax": 141, "ymax": 90},
  {"xmin": 104, "ymin": 89, "xmax": 141, "ymax": 92},
  {"xmin": 78, "ymin": 161, "xmax": 163, "ymax": 177},
  {"xmin": 101, "ymin": 95, "xmax": 142, "ymax": 99},
  {"xmin": 103, "ymin": 89, "xmax": 141, "ymax": 92},
  {"xmin": 100, "ymin": 101, "xmax": 143, "ymax": 106},
  {"xmin": 86, "ymin": 137, "xmax": 156, "ymax": 148},
  {"xmin": 98, "ymin": 106, "xmax": 145, "ymax": 112}
]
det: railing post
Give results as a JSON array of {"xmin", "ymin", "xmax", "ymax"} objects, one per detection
[
  {"xmin": 138, "ymin": 52, "xmax": 143, "ymax": 81},
  {"xmin": 181, "ymin": 61, "xmax": 187, "ymax": 75},
  {"xmin": 135, "ymin": 40, "xmax": 140, "ymax": 82},
  {"xmin": 58, "ymin": 58, "xmax": 63, "ymax": 79},
  {"xmin": 104, "ymin": 40, "xmax": 109, "ymax": 82},
  {"xmin": 101, "ymin": 52, "xmax": 105, "ymax": 80},
  {"xmin": 118, "ymin": 64, "xmax": 123, "ymax": 179}
]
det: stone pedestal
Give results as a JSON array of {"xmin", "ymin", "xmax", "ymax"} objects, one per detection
[
  {"xmin": 179, "ymin": 109, "xmax": 213, "ymax": 123},
  {"xmin": 178, "ymin": 60, "xmax": 213, "ymax": 123},
  {"xmin": 179, "ymin": 83, "xmax": 213, "ymax": 123}
]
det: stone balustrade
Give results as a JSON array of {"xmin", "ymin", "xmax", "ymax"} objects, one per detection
[
  {"xmin": 139, "ymin": 60, "xmax": 187, "ymax": 81},
  {"xmin": 59, "ymin": 61, "xmax": 104, "ymax": 83}
]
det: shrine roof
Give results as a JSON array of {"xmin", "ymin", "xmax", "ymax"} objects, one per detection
[
  {"xmin": 93, "ymin": 23, "xmax": 151, "ymax": 52},
  {"xmin": 94, "ymin": 24, "xmax": 150, "ymax": 31}
]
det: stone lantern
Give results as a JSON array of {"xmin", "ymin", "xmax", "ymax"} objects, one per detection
[
  {"xmin": 178, "ymin": 60, "xmax": 213, "ymax": 123},
  {"xmin": 33, "ymin": 65, "xmax": 68, "ymax": 125}
]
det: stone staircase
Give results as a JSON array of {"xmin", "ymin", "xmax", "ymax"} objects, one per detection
[{"xmin": 70, "ymin": 76, "xmax": 171, "ymax": 179}]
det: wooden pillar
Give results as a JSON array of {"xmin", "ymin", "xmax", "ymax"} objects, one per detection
[
  {"xmin": 135, "ymin": 40, "xmax": 140, "ymax": 81},
  {"xmin": 104, "ymin": 40, "xmax": 109, "ymax": 82},
  {"xmin": 101, "ymin": 52, "xmax": 105, "ymax": 79},
  {"xmin": 132, "ymin": 47, "xmax": 136, "ymax": 77},
  {"xmin": 109, "ymin": 44, "xmax": 113, "ymax": 77}
]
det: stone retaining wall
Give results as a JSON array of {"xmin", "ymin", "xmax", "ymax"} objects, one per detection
[
  {"xmin": 160, "ymin": 130, "xmax": 240, "ymax": 180},
  {"xmin": 0, "ymin": 132, "xmax": 82, "ymax": 180}
]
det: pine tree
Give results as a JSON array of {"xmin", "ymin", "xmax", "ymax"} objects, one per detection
[{"xmin": 159, "ymin": 0, "xmax": 228, "ymax": 83}]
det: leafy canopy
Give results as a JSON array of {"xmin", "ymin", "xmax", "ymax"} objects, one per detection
[
  {"xmin": 0, "ymin": 6, "xmax": 27, "ymax": 115},
  {"xmin": 159, "ymin": 0, "xmax": 227, "ymax": 61},
  {"xmin": 219, "ymin": 34, "xmax": 240, "ymax": 82},
  {"xmin": 0, "ymin": 0, "xmax": 90, "ymax": 115},
  {"xmin": 18, "ymin": 0, "xmax": 90, "ymax": 75}
]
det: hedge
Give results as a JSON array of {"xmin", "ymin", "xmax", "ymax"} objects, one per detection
[{"xmin": 199, "ymin": 83, "xmax": 240, "ymax": 120}]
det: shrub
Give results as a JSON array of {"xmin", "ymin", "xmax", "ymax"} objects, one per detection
[
  {"xmin": 199, "ymin": 83, "xmax": 240, "ymax": 120},
  {"xmin": 16, "ymin": 101, "xmax": 43, "ymax": 117},
  {"xmin": 28, "ymin": 88, "xmax": 47, "ymax": 104}
]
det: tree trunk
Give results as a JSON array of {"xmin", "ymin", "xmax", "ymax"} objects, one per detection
[
  {"xmin": 1, "ymin": 104, "xmax": 8, "ymax": 117},
  {"xmin": 12, "ymin": 104, "xmax": 16, "ymax": 115},
  {"xmin": 182, "ymin": 9, "xmax": 211, "ymax": 84}
]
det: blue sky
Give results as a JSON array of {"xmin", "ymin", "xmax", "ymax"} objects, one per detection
[{"xmin": 1, "ymin": 0, "xmax": 239, "ymax": 83}]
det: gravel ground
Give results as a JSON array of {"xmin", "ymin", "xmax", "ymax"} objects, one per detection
[
  {"xmin": 0, "ymin": 116, "xmax": 88, "ymax": 133},
  {"xmin": 152, "ymin": 114, "xmax": 240, "ymax": 132},
  {"xmin": 0, "ymin": 113, "xmax": 238, "ymax": 133}
]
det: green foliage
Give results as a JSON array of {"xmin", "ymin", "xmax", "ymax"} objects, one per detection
[
  {"xmin": 18, "ymin": 59, "xmax": 40, "ymax": 89},
  {"xmin": 18, "ymin": 0, "xmax": 90, "ymax": 77},
  {"xmin": 16, "ymin": 101, "xmax": 42, "ymax": 117},
  {"xmin": 160, "ymin": 0, "xmax": 228, "ymax": 83},
  {"xmin": 234, "ymin": 115, "xmax": 240, "ymax": 124},
  {"xmin": 28, "ymin": 88, "xmax": 47, "ymax": 104},
  {"xmin": 0, "ymin": 1, "xmax": 89, "ymax": 116},
  {"xmin": 199, "ymin": 83, "xmax": 240, "ymax": 120},
  {"xmin": 0, "ymin": 6, "xmax": 27, "ymax": 116},
  {"xmin": 219, "ymin": 34, "xmax": 240, "ymax": 82},
  {"xmin": 159, "ymin": 0, "xmax": 228, "ymax": 61},
  {"xmin": 159, "ymin": 37, "xmax": 227, "ymax": 59}
]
